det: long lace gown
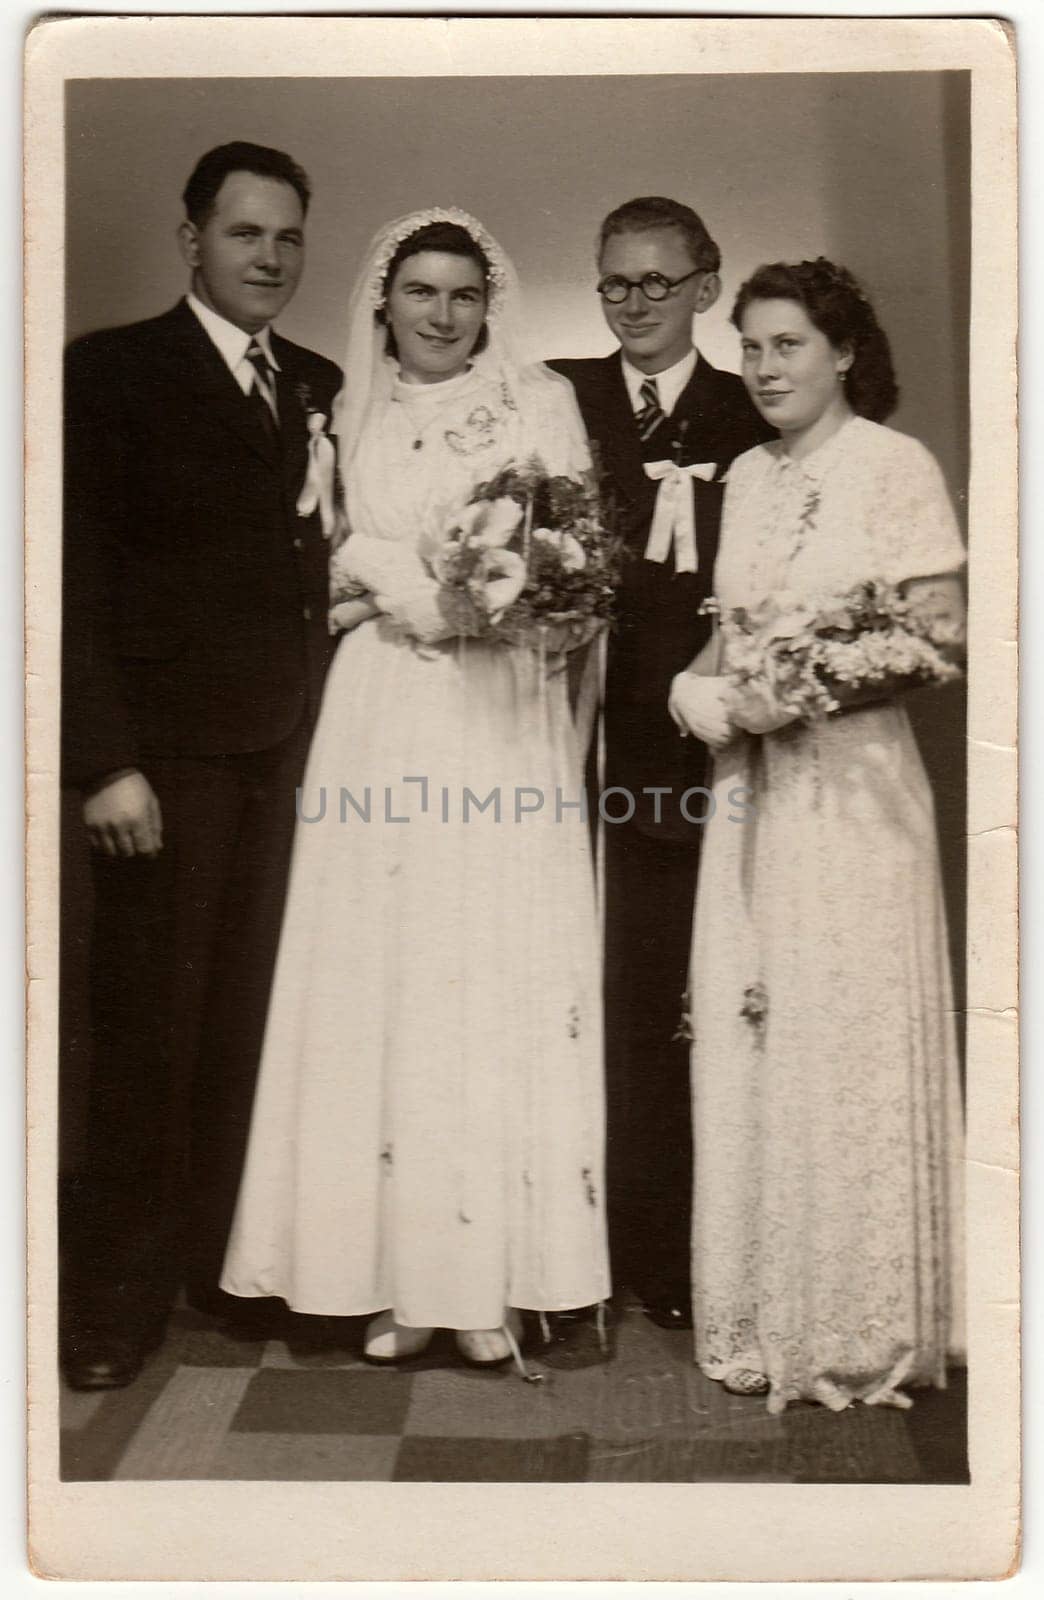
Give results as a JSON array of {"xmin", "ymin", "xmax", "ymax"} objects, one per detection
[
  {"xmin": 222, "ymin": 365, "xmax": 610, "ymax": 1328},
  {"xmin": 690, "ymin": 416, "xmax": 966, "ymax": 1412}
]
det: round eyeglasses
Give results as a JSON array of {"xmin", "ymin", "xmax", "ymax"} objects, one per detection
[{"xmin": 596, "ymin": 266, "xmax": 707, "ymax": 304}]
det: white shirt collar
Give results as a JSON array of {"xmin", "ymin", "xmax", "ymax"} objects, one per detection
[
  {"xmin": 621, "ymin": 347, "xmax": 697, "ymax": 418},
  {"xmin": 186, "ymin": 292, "xmax": 281, "ymax": 381}
]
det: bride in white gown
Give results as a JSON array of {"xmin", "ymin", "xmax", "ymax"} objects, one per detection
[{"xmin": 221, "ymin": 208, "xmax": 610, "ymax": 1367}]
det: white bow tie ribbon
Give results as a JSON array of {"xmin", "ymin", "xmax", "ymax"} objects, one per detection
[
  {"xmin": 296, "ymin": 412, "xmax": 338, "ymax": 538},
  {"xmin": 642, "ymin": 460, "xmax": 718, "ymax": 573}
]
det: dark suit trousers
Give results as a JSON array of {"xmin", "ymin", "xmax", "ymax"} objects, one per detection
[
  {"xmin": 65, "ymin": 719, "xmax": 311, "ymax": 1336},
  {"xmin": 602, "ymin": 818, "xmax": 700, "ymax": 1306}
]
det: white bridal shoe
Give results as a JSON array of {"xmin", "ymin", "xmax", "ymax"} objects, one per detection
[
  {"xmin": 455, "ymin": 1308, "xmax": 525, "ymax": 1367},
  {"xmin": 363, "ymin": 1312, "xmax": 434, "ymax": 1363}
]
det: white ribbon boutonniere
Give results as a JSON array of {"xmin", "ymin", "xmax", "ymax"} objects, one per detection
[
  {"xmin": 296, "ymin": 411, "xmax": 338, "ymax": 539},
  {"xmin": 643, "ymin": 460, "xmax": 718, "ymax": 574}
]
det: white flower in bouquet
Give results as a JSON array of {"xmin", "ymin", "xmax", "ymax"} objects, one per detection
[
  {"xmin": 468, "ymin": 547, "xmax": 527, "ymax": 622},
  {"xmin": 814, "ymin": 630, "xmax": 960, "ymax": 686},
  {"xmin": 456, "ymin": 497, "xmax": 524, "ymax": 550},
  {"xmin": 424, "ymin": 497, "xmax": 526, "ymax": 586},
  {"xmin": 766, "ymin": 599, "xmax": 816, "ymax": 643},
  {"xmin": 423, "ymin": 533, "xmax": 459, "ymax": 585},
  {"xmin": 532, "ymin": 526, "xmax": 587, "ymax": 573}
]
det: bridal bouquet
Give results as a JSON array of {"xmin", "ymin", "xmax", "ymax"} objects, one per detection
[
  {"xmin": 421, "ymin": 457, "xmax": 623, "ymax": 649},
  {"xmin": 710, "ymin": 579, "xmax": 964, "ymax": 721}
]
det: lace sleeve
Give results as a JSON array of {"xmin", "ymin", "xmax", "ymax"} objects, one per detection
[
  {"xmin": 876, "ymin": 434, "xmax": 966, "ymax": 587},
  {"xmin": 332, "ymin": 534, "xmax": 456, "ymax": 645}
]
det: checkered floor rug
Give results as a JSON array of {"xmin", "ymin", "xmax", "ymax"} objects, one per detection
[{"xmin": 61, "ymin": 1302, "xmax": 969, "ymax": 1483}]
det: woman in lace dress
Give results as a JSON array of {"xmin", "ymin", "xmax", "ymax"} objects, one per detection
[
  {"xmin": 670, "ymin": 259, "xmax": 966, "ymax": 1413},
  {"xmin": 221, "ymin": 210, "xmax": 610, "ymax": 1368}
]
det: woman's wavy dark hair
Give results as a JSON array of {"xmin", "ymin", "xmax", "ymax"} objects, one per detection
[
  {"xmin": 731, "ymin": 258, "xmax": 899, "ymax": 423},
  {"xmin": 378, "ymin": 221, "xmax": 492, "ymax": 358}
]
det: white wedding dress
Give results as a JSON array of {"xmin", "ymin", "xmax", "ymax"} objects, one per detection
[{"xmin": 222, "ymin": 363, "xmax": 610, "ymax": 1328}]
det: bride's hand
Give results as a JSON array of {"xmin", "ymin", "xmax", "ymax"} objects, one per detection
[{"xmin": 330, "ymin": 595, "xmax": 380, "ymax": 634}]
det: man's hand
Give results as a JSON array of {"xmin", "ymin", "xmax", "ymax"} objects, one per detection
[
  {"xmin": 83, "ymin": 770, "xmax": 163, "ymax": 858},
  {"xmin": 668, "ymin": 673, "xmax": 735, "ymax": 750},
  {"xmin": 330, "ymin": 595, "xmax": 380, "ymax": 634}
]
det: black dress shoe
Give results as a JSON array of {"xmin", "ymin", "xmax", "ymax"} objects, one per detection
[
  {"xmin": 640, "ymin": 1298, "xmax": 693, "ymax": 1330},
  {"xmin": 184, "ymin": 1284, "xmax": 241, "ymax": 1319},
  {"xmin": 62, "ymin": 1328, "xmax": 163, "ymax": 1391},
  {"xmin": 184, "ymin": 1284, "xmax": 287, "ymax": 1338}
]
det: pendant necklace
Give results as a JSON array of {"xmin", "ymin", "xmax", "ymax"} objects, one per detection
[{"xmin": 393, "ymin": 368, "xmax": 476, "ymax": 453}]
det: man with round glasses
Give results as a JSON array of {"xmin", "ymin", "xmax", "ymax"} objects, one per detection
[
  {"xmin": 597, "ymin": 263, "xmax": 707, "ymax": 304},
  {"xmin": 550, "ymin": 196, "xmax": 773, "ymax": 1334}
]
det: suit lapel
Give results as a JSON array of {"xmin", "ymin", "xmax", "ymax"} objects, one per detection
[
  {"xmin": 270, "ymin": 336, "xmax": 315, "ymax": 440},
  {"xmin": 162, "ymin": 300, "xmax": 282, "ymax": 468},
  {"xmin": 672, "ymin": 354, "xmax": 734, "ymax": 465},
  {"xmin": 599, "ymin": 351, "xmax": 653, "ymax": 506},
  {"xmin": 270, "ymin": 342, "xmax": 313, "ymax": 510}
]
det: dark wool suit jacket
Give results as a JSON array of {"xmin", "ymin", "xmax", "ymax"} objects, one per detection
[
  {"xmin": 62, "ymin": 299, "xmax": 343, "ymax": 788},
  {"xmin": 549, "ymin": 350, "xmax": 774, "ymax": 839}
]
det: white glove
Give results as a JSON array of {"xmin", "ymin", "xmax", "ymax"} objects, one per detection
[
  {"xmin": 668, "ymin": 673, "xmax": 735, "ymax": 749},
  {"xmin": 727, "ymin": 681, "xmax": 797, "ymax": 736}
]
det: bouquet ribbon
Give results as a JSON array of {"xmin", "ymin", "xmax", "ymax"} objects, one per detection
[
  {"xmin": 296, "ymin": 414, "xmax": 338, "ymax": 539},
  {"xmin": 572, "ymin": 628, "xmax": 605, "ymax": 765},
  {"xmin": 643, "ymin": 460, "xmax": 717, "ymax": 573}
]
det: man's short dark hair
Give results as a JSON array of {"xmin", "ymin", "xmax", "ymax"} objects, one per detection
[
  {"xmin": 598, "ymin": 196, "xmax": 721, "ymax": 275},
  {"xmin": 182, "ymin": 142, "xmax": 312, "ymax": 227}
]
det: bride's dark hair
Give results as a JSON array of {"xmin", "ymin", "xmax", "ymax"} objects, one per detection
[
  {"xmin": 378, "ymin": 221, "xmax": 492, "ymax": 357},
  {"xmin": 731, "ymin": 258, "xmax": 899, "ymax": 423}
]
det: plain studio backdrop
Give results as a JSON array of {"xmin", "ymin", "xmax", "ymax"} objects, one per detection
[{"xmin": 60, "ymin": 71, "xmax": 970, "ymax": 1161}]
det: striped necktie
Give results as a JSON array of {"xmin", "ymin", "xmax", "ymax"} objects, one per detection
[
  {"xmin": 635, "ymin": 377, "xmax": 664, "ymax": 442},
  {"xmin": 245, "ymin": 339, "xmax": 279, "ymax": 440}
]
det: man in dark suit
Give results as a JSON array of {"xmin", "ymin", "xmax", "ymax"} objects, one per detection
[
  {"xmin": 550, "ymin": 197, "xmax": 773, "ymax": 1328},
  {"xmin": 61, "ymin": 142, "xmax": 342, "ymax": 1388}
]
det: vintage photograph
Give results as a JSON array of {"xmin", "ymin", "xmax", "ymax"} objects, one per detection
[{"xmin": 25, "ymin": 13, "xmax": 1018, "ymax": 1583}]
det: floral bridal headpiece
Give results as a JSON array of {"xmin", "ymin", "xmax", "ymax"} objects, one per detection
[{"xmin": 368, "ymin": 206, "xmax": 511, "ymax": 318}]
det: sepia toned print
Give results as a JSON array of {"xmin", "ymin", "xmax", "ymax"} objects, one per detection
[{"xmin": 24, "ymin": 13, "xmax": 1017, "ymax": 1583}]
